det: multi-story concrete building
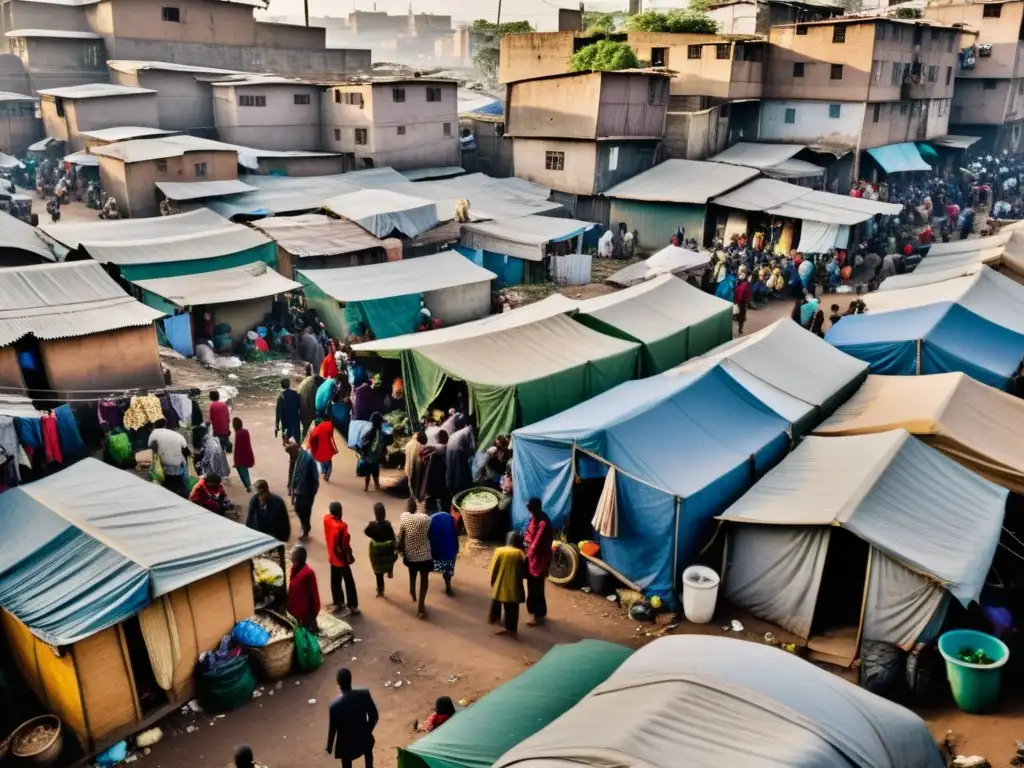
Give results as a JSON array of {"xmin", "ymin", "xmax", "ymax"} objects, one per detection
[
  {"xmin": 763, "ymin": 17, "xmax": 961, "ymax": 182},
  {"xmin": 707, "ymin": 0, "xmax": 842, "ymax": 37},
  {"xmin": 0, "ymin": 89, "xmax": 38, "ymax": 153},
  {"xmin": 38, "ymin": 82, "xmax": 158, "ymax": 150},
  {"xmin": 0, "ymin": 0, "xmax": 370, "ymax": 93},
  {"xmin": 323, "ymin": 77, "xmax": 459, "ymax": 170},
  {"xmin": 924, "ymin": 0, "xmax": 1024, "ymax": 152},
  {"xmin": 212, "ymin": 76, "xmax": 321, "ymax": 151}
]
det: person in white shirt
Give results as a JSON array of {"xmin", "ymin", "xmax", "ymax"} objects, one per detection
[{"xmin": 148, "ymin": 418, "xmax": 189, "ymax": 496}]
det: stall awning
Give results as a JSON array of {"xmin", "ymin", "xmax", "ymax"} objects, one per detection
[
  {"xmin": 867, "ymin": 142, "xmax": 931, "ymax": 173},
  {"xmin": 63, "ymin": 151, "xmax": 97, "ymax": 167},
  {"xmin": 460, "ymin": 216, "xmax": 594, "ymax": 262},
  {"xmin": 709, "ymin": 143, "xmax": 824, "ymax": 179},
  {"xmin": 132, "ymin": 261, "xmax": 300, "ymax": 307},
  {"xmin": 156, "ymin": 179, "xmax": 257, "ymax": 201},
  {"xmin": 932, "ymin": 135, "xmax": 982, "ymax": 149},
  {"xmin": 712, "ymin": 179, "xmax": 902, "ymax": 224}
]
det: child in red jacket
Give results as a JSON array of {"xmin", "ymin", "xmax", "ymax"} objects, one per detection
[{"xmin": 287, "ymin": 545, "xmax": 320, "ymax": 633}]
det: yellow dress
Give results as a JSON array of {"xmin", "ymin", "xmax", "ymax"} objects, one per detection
[{"xmin": 489, "ymin": 546, "xmax": 525, "ymax": 603}]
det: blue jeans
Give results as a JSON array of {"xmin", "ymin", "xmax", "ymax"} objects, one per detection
[{"xmin": 319, "ymin": 459, "xmax": 332, "ymax": 479}]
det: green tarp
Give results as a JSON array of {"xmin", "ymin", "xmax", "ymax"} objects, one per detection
[
  {"xmin": 398, "ymin": 640, "xmax": 632, "ymax": 768},
  {"xmin": 400, "ymin": 313, "xmax": 640, "ymax": 445},
  {"xmin": 115, "ymin": 242, "xmax": 277, "ymax": 282}
]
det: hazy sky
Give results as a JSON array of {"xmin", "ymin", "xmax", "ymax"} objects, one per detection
[{"xmin": 262, "ymin": 0, "xmax": 643, "ymax": 31}]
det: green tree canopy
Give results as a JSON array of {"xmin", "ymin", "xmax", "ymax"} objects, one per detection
[
  {"xmin": 583, "ymin": 11, "xmax": 618, "ymax": 33},
  {"xmin": 625, "ymin": 9, "xmax": 718, "ymax": 34},
  {"xmin": 570, "ymin": 39, "xmax": 641, "ymax": 72},
  {"xmin": 470, "ymin": 19, "xmax": 535, "ymax": 36}
]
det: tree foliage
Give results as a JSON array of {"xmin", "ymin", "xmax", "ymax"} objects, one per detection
[
  {"xmin": 892, "ymin": 6, "xmax": 922, "ymax": 18},
  {"xmin": 583, "ymin": 11, "xmax": 618, "ymax": 33},
  {"xmin": 570, "ymin": 39, "xmax": 641, "ymax": 72},
  {"xmin": 470, "ymin": 19, "xmax": 535, "ymax": 36},
  {"xmin": 470, "ymin": 19, "xmax": 534, "ymax": 82},
  {"xmin": 625, "ymin": 9, "xmax": 718, "ymax": 34}
]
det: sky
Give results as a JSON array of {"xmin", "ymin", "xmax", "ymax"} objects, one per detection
[{"xmin": 261, "ymin": 0, "xmax": 645, "ymax": 31}]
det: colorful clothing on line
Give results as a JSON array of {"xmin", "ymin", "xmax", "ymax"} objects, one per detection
[
  {"xmin": 41, "ymin": 413, "xmax": 61, "ymax": 464},
  {"xmin": 123, "ymin": 395, "xmax": 163, "ymax": 430},
  {"xmin": 54, "ymin": 404, "xmax": 85, "ymax": 461}
]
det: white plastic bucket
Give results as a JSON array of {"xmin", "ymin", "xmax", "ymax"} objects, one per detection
[{"xmin": 681, "ymin": 565, "xmax": 720, "ymax": 624}]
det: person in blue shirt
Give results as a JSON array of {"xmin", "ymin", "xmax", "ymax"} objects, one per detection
[
  {"xmin": 275, "ymin": 377, "xmax": 302, "ymax": 444},
  {"xmin": 316, "ymin": 374, "xmax": 343, "ymax": 419}
]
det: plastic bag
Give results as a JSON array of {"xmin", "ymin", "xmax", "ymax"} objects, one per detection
[
  {"xmin": 293, "ymin": 624, "xmax": 322, "ymax": 672},
  {"xmin": 185, "ymin": 456, "xmax": 199, "ymax": 493},
  {"xmin": 232, "ymin": 619, "xmax": 271, "ymax": 648},
  {"xmin": 95, "ymin": 741, "xmax": 128, "ymax": 766},
  {"xmin": 197, "ymin": 654, "xmax": 256, "ymax": 712},
  {"xmin": 150, "ymin": 452, "xmax": 165, "ymax": 485},
  {"xmin": 107, "ymin": 428, "xmax": 134, "ymax": 465}
]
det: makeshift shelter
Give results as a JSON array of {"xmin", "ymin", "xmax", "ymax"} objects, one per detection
[
  {"xmin": 604, "ymin": 159, "xmax": 758, "ymax": 250},
  {"xmin": 605, "ymin": 244, "xmax": 708, "ymax": 287},
  {"xmin": 494, "ymin": 636, "xmax": 945, "ymax": 768},
  {"xmin": 0, "ymin": 210, "xmax": 55, "ymax": 266},
  {"xmin": 297, "ymin": 251, "xmax": 496, "ymax": 341},
  {"xmin": 711, "ymin": 178, "xmax": 902, "ymax": 253},
  {"xmin": 0, "ymin": 261, "xmax": 164, "ymax": 394},
  {"xmin": 709, "ymin": 142, "xmax": 824, "ymax": 179},
  {"xmin": 880, "ymin": 227, "xmax": 1024, "ymax": 291},
  {"xmin": 40, "ymin": 208, "xmax": 277, "ymax": 281},
  {"xmin": 814, "ymin": 373, "xmax": 1024, "ymax": 493},
  {"xmin": 511, "ymin": 321, "xmax": 867, "ymax": 599},
  {"xmin": 825, "ymin": 267, "xmax": 1024, "ymax": 390},
  {"xmin": 321, "ymin": 188, "xmax": 439, "ymax": 239},
  {"xmin": 0, "ymin": 460, "xmax": 278, "ymax": 751},
  {"xmin": 719, "ymin": 431, "xmax": 1007, "ymax": 664},
  {"xmin": 398, "ymin": 640, "xmax": 631, "ymax": 768},
  {"xmin": 866, "ymin": 142, "xmax": 932, "ymax": 174},
  {"xmin": 133, "ymin": 262, "xmax": 301, "ymax": 353},
  {"xmin": 458, "ymin": 215, "xmax": 594, "ymax": 285},
  {"xmin": 155, "ymin": 179, "xmax": 257, "ymax": 203},
  {"xmin": 573, "ymin": 274, "xmax": 733, "ymax": 375},
  {"xmin": 249, "ymin": 213, "xmax": 386, "ymax": 279}
]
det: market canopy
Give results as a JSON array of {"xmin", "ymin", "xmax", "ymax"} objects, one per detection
[
  {"xmin": 250, "ymin": 213, "xmax": 384, "ymax": 257},
  {"xmin": 605, "ymin": 244, "xmax": 708, "ymax": 287},
  {"xmin": 712, "ymin": 178, "xmax": 903, "ymax": 224},
  {"xmin": 881, "ymin": 228, "xmax": 1024, "ymax": 290},
  {"xmin": 398, "ymin": 640, "xmax": 631, "ymax": 768},
  {"xmin": 719, "ymin": 431, "xmax": 1006, "ymax": 607},
  {"xmin": 814, "ymin": 373, "xmax": 1024, "ymax": 493},
  {"xmin": 156, "ymin": 179, "xmax": 257, "ymax": 201},
  {"xmin": 494, "ymin": 636, "xmax": 945, "ymax": 768},
  {"xmin": 322, "ymin": 188, "xmax": 439, "ymax": 238},
  {"xmin": 405, "ymin": 312, "xmax": 640, "ymax": 445},
  {"xmin": 709, "ymin": 142, "xmax": 824, "ymax": 179},
  {"xmin": 0, "ymin": 459, "xmax": 278, "ymax": 645},
  {"xmin": 604, "ymin": 159, "xmax": 758, "ymax": 204},
  {"xmin": 826, "ymin": 267, "xmax": 1024, "ymax": 389},
  {"xmin": 0, "ymin": 210, "xmax": 55, "ymax": 262},
  {"xmin": 132, "ymin": 261, "xmax": 300, "ymax": 308},
  {"xmin": 867, "ymin": 142, "xmax": 932, "ymax": 173},
  {"xmin": 459, "ymin": 216, "xmax": 593, "ymax": 262},
  {"xmin": 573, "ymin": 274, "xmax": 732, "ymax": 374},
  {"xmin": 932, "ymin": 135, "xmax": 981, "ymax": 149}
]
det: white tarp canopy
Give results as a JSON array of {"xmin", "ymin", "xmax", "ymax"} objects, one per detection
[
  {"xmin": 495, "ymin": 635, "xmax": 945, "ymax": 768},
  {"xmin": 322, "ymin": 188, "xmax": 439, "ymax": 238},
  {"xmin": 460, "ymin": 216, "xmax": 594, "ymax": 261},
  {"xmin": 713, "ymin": 178, "xmax": 902, "ymax": 225},
  {"xmin": 709, "ymin": 142, "xmax": 824, "ymax": 179},
  {"xmin": 720, "ymin": 431, "xmax": 1007, "ymax": 641},
  {"xmin": 606, "ymin": 244, "xmax": 708, "ymax": 286},
  {"xmin": 296, "ymin": 250, "xmax": 494, "ymax": 303},
  {"xmin": 62, "ymin": 151, "xmax": 97, "ymax": 167},
  {"xmin": 132, "ymin": 262, "xmax": 300, "ymax": 307},
  {"xmin": 156, "ymin": 179, "xmax": 257, "ymax": 201},
  {"xmin": 604, "ymin": 159, "xmax": 758, "ymax": 204}
]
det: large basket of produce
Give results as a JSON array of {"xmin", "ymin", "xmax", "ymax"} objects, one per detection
[
  {"xmin": 10, "ymin": 715, "xmax": 62, "ymax": 765},
  {"xmin": 249, "ymin": 611, "xmax": 295, "ymax": 680},
  {"xmin": 454, "ymin": 487, "xmax": 502, "ymax": 541}
]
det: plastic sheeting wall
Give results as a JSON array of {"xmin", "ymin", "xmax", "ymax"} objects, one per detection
[
  {"xmin": 423, "ymin": 281, "xmax": 492, "ymax": 328},
  {"xmin": 609, "ymin": 200, "xmax": 707, "ymax": 251}
]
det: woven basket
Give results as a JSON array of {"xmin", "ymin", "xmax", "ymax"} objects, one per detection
[
  {"xmin": 10, "ymin": 715, "xmax": 62, "ymax": 766},
  {"xmin": 252, "ymin": 636, "xmax": 294, "ymax": 679},
  {"xmin": 454, "ymin": 487, "xmax": 501, "ymax": 541}
]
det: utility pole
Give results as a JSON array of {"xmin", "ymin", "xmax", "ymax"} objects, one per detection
[
  {"xmin": 496, "ymin": 0, "xmax": 502, "ymax": 28},
  {"xmin": 303, "ymin": 0, "xmax": 309, "ymax": 27}
]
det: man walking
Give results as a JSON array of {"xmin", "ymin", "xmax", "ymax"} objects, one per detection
[
  {"xmin": 275, "ymin": 377, "xmax": 302, "ymax": 445},
  {"xmin": 734, "ymin": 272, "xmax": 753, "ymax": 335},
  {"xmin": 289, "ymin": 441, "xmax": 320, "ymax": 539},
  {"xmin": 245, "ymin": 479, "xmax": 291, "ymax": 543},
  {"xmin": 324, "ymin": 502, "xmax": 359, "ymax": 615},
  {"xmin": 147, "ymin": 418, "xmax": 189, "ymax": 496},
  {"xmin": 398, "ymin": 498, "xmax": 432, "ymax": 619},
  {"xmin": 326, "ymin": 668, "xmax": 378, "ymax": 768},
  {"xmin": 208, "ymin": 390, "xmax": 231, "ymax": 451},
  {"xmin": 523, "ymin": 497, "xmax": 553, "ymax": 627}
]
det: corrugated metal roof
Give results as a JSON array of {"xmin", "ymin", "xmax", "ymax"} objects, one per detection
[
  {"xmin": 63, "ymin": 151, "xmax": 98, "ymax": 167},
  {"xmin": 709, "ymin": 142, "xmax": 804, "ymax": 169},
  {"xmin": 133, "ymin": 262, "xmax": 300, "ymax": 307},
  {"xmin": 0, "ymin": 91, "xmax": 35, "ymax": 102},
  {"xmin": 38, "ymin": 83, "xmax": 154, "ymax": 99},
  {"xmin": 932, "ymin": 135, "xmax": 982, "ymax": 149},
  {"xmin": 0, "ymin": 211, "xmax": 55, "ymax": 262},
  {"xmin": 712, "ymin": 178, "xmax": 806, "ymax": 212},
  {"xmin": 297, "ymin": 250, "xmax": 495, "ymax": 303},
  {"xmin": 604, "ymin": 159, "xmax": 758, "ymax": 204},
  {"xmin": 400, "ymin": 166, "xmax": 465, "ymax": 181},
  {"xmin": 156, "ymin": 179, "xmax": 258, "ymax": 201},
  {"xmin": 41, "ymin": 208, "xmax": 271, "ymax": 265},
  {"xmin": 6, "ymin": 28, "xmax": 101, "ymax": 39},
  {"xmin": 322, "ymin": 188, "xmax": 439, "ymax": 238},
  {"xmin": 250, "ymin": 213, "xmax": 384, "ymax": 256},
  {"xmin": 0, "ymin": 261, "xmax": 163, "ymax": 346},
  {"xmin": 91, "ymin": 135, "xmax": 236, "ymax": 162},
  {"xmin": 713, "ymin": 178, "xmax": 902, "ymax": 224},
  {"xmin": 211, "ymin": 75, "xmax": 315, "ymax": 87},
  {"xmin": 79, "ymin": 126, "xmax": 176, "ymax": 142},
  {"xmin": 107, "ymin": 60, "xmax": 244, "ymax": 76}
]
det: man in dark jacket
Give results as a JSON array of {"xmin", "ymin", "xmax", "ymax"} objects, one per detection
[
  {"xmin": 326, "ymin": 668, "xmax": 378, "ymax": 768},
  {"xmin": 245, "ymin": 479, "xmax": 291, "ymax": 543},
  {"xmin": 289, "ymin": 445, "xmax": 320, "ymax": 540}
]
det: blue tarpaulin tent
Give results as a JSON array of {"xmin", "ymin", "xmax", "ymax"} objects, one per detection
[
  {"xmin": 826, "ymin": 268, "xmax": 1024, "ymax": 390},
  {"xmin": 867, "ymin": 142, "xmax": 932, "ymax": 173},
  {"xmin": 0, "ymin": 459, "xmax": 278, "ymax": 646}
]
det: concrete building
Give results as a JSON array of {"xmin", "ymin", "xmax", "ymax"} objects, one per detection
[
  {"xmin": 763, "ymin": 17, "xmax": 961, "ymax": 182},
  {"xmin": 108, "ymin": 60, "xmax": 242, "ymax": 136},
  {"xmin": 323, "ymin": 77, "xmax": 459, "ymax": 170},
  {"xmin": 435, "ymin": 26, "xmax": 488, "ymax": 66},
  {"xmin": 90, "ymin": 134, "xmax": 239, "ymax": 217},
  {"xmin": 924, "ymin": 0, "xmax": 1024, "ymax": 152},
  {"xmin": 707, "ymin": 0, "xmax": 842, "ymax": 37},
  {"xmin": 38, "ymin": 82, "xmax": 158, "ymax": 151},
  {"xmin": 212, "ymin": 76, "xmax": 321, "ymax": 151},
  {"xmin": 506, "ymin": 70, "xmax": 669, "ymax": 199},
  {"xmin": 0, "ymin": 89, "xmax": 38, "ymax": 153},
  {"xmin": 6, "ymin": 28, "xmax": 106, "ymax": 92}
]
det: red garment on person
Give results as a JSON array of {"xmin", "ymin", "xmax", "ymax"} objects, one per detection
[
  {"xmin": 307, "ymin": 420, "xmax": 338, "ymax": 462},
  {"xmin": 253, "ymin": 336, "xmax": 269, "ymax": 352},
  {"xmin": 320, "ymin": 353, "xmax": 338, "ymax": 379},
  {"xmin": 209, "ymin": 400, "xmax": 230, "ymax": 436},
  {"xmin": 324, "ymin": 514, "xmax": 352, "ymax": 568},
  {"xmin": 524, "ymin": 514, "xmax": 553, "ymax": 578},
  {"xmin": 903, "ymin": 244, "xmax": 914, "ymax": 256},
  {"xmin": 919, "ymin": 228, "xmax": 934, "ymax": 245},
  {"xmin": 41, "ymin": 414, "xmax": 61, "ymax": 464},
  {"xmin": 233, "ymin": 427, "xmax": 255, "ymax": 468},
  {"xmin": 287, "ymin": 563, "xmax": 321, "ymax": 627},
  {"xmin": 734, "ymin": 279, "xmax": 752, "ymax": 305},
  {"xmin": 423, "ymin": 713, "xmax": 452, "ymax": 732},
  {"xmin": 189, "ymin": 478, "xmax": 227, "ymax": 513}
]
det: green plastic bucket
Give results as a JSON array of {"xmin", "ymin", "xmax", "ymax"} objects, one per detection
[{"xmin": 937, "ymin": 629, "xmax": 1010, "ymax": 713}]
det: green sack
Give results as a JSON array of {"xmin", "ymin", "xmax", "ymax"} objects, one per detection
[
  {"xmin": 107, "ymin": 429, "xmax": 134, "ymax": 465},
  {"xmin": 197, "ymin": 655, "xmax": 256, "ymax": 713},
  {"xmin": 293, "ymin": 624, "xmax": 322, "ymax": 672}
]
